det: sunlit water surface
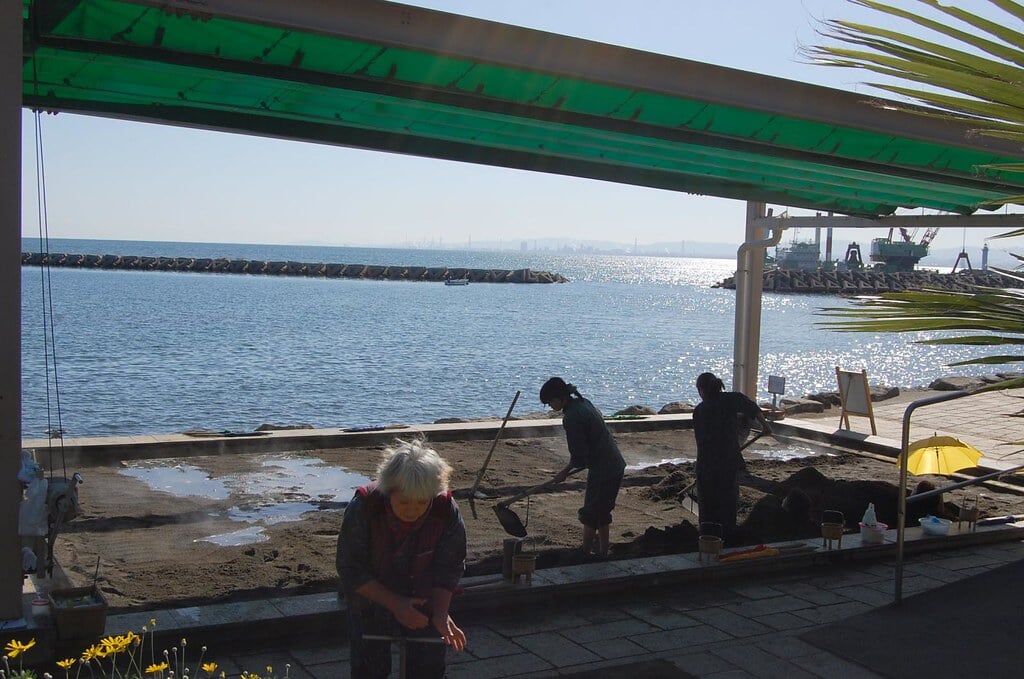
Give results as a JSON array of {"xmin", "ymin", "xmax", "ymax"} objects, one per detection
[{"xmin": 21, "ymin": 238, "xmax": 1001, "ymax": 437}]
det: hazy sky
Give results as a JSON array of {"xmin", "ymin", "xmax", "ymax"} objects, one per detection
[{"xmin": 19, "ymin": 0, "xmax": 1020, "ymax": 254}]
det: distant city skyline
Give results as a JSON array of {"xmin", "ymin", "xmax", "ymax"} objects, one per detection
[{"xmin": 20, "ymin": 1, "xmax": 1020, "ymax": 254}]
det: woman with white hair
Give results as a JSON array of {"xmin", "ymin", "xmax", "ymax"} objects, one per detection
[{"xmin": 337, "ymin": 438, "xmax": 468, "ymax": 678}]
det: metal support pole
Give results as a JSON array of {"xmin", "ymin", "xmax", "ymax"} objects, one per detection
[
  {"xmin": 0, "ymin": 0, "xmax": 24, "ymax": 621},
  {"xmin": 896, "ymin": 390, "xmax": 972, "ymax": 604}
]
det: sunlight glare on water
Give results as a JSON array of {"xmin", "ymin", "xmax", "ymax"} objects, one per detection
[{"xmin": 21, "ymin": 239, "xmax": 1009, "ymax": 438}]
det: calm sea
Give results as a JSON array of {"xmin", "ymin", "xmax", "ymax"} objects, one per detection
[{"xmin": 19, "ymin": 238, "xmax": 995, "ymax": 438}]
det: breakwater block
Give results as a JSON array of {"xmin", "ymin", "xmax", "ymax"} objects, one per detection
[
  {"xmin": 22, "ymin": 253, "xmax": 569, "ymax": 284},
  {"xmin": 714, "ymin": 268, "xmax": 1024, "ymax": 294}
]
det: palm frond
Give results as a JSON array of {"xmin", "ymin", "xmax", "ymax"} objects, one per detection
[
  {"xmin": 948, "ymin": 355, "xmax": 1024, "ymax": 366},
  {"xmin": 810, "ymin": 0, "xmax": 1024, "ymax": 131}
]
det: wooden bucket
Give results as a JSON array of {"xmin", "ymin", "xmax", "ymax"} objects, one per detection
[{"xmin": 821, "ymin": 510, "xmax": 845, "ymax": 549}]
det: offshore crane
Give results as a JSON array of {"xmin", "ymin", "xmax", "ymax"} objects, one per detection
[{"xmin": 869, "ymin": 227, "xmax": 939, "ymax": 272}]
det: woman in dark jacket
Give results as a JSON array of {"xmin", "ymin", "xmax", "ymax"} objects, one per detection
[
  {"xmin": 692, "ymin": 372, "xmax": 772, "ymax": 539},
  {"xmin": 540, "ymin": 377, "xmax": 626, "ymax": 558},
  {"xmin": 337, "ymin": 438, "xmax": 467, "ymax": 679}
]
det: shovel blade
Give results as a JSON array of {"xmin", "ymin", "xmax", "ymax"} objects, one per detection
[{"xmin": 493, "ymin": 505, "xmax": 528, "ymax": 537}]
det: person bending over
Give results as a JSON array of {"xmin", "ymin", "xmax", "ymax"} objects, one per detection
[
  {"xmin": 540, "ymin": 377, "xmax": 626, "ymax": 558},
  {"xmin": 337, "ymin": 438, "xmax": 467, "ymax": 679},
  {"xmin": 693, "ymin": 372, "xmax": 772, "ymax": 540}
]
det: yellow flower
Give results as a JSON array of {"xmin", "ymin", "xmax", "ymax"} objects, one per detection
[
  {"xmin": 202, "ymin": 661, "xmax": 219, "ymax": 675},
  {"xmin": 100, "ymin": 634, "xmax": 129, "ymax": 654},
  {"xmin": 146, "ymin": 660, "xmax": 170, "ymax": 674},
  {"xmin": 124, "ymin": 631, "xmax": 142, "ymax": 645},
  {"xmin": 4, "ymin": 638, "xmax": 36, "ymax": 658},
  {"xmin": 57, "ymin": 658, "xmax": 77, "ymax": 669},
  {"xmin": 81, "ymin": 644, "xmax": 101, "ymax": 661}
]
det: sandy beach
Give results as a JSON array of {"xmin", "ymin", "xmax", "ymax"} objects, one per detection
[{"xmin": 48, "ymin": 396, "xmax": 1024, "ymax": 612}]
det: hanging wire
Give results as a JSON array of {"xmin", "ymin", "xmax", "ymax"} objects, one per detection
[{"xmin": 33, "ymin": 108, "xmax": 67, "ymax": 480}]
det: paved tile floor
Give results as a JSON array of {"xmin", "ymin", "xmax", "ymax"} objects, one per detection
[{"xmin": 202, "ymin": 539, "xmax": 1024, "ymax": 678}]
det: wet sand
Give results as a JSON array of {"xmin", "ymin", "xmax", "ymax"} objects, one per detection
[{"xmin": 49, "ymin": 422, "xmax": 1024, "ymax": 612}]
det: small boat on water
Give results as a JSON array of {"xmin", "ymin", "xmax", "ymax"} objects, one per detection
[{"xmin": 444, "ymin": 278, "xmax": 470, "ymax": 286}]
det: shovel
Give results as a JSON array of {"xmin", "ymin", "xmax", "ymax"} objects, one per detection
[
  {"xmin": 468, "ymin": 390, "xmax": 521, "ymax": 519},
  {"xmin": 493, "ymin": 470, "xmax": 582, "ymax": 537}
]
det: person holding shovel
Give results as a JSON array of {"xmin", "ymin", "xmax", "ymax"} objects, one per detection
[
  {"xmin": 336, "ymin": 438, "xmax": 468, "ymax": 679},
  {"xmin": 693, "ymin": 372, "xmax": 772, "ymax": 540},
  {"xmin": 540, "ymin": 377, "xmax": 626, "ymax": 558}
]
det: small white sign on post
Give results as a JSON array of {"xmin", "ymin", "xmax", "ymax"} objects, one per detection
[{"xmin": 767, "ymin": 375, "xmax": 786, "ymax": 421}]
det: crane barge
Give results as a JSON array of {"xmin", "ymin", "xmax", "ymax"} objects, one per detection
[{"xmin": 868, "ymin": 227, "xmax": 939, "ymax": 272}]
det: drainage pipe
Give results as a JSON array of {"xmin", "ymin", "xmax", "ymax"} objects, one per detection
[{"xmin": 732, "ymin": 202, "xmax": 784, "ymax": 398}]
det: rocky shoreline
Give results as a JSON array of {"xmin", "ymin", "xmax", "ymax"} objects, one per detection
[{"xmin": 423, "ymin": 372, "xmax": 1024, "ymax": 425}]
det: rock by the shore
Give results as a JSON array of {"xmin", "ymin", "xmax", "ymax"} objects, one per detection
[
  {"xmin": 614, "ymin": 405, "xmax": 658, "ymax": 417},
  {"xmin": 658, "ymin": 401, "xmax": 694, "ymax": 414},
  {"xmin": 805, "ymin": 392, "xmax": 842, "ymax": 407},
  {"xmin": 929, "ymin": 376, "xmax": 989, "ymax": 391},
  {"xmin": 778, "ymin": 397, "xmax": 825, "ymax": 415},
  {"xmin": 256, "ymin": 423, "xmax": 314, "ymax": 431},
  {"xmin": 870, "ymin": 385, "xmax": 900, "ymax": 401}
]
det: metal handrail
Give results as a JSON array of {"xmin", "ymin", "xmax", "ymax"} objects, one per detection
[{"xmin": 896, "ymin": 390, "xmax": 973, "ymax": 603}]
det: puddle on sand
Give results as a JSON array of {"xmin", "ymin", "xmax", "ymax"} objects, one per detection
[
  {"xmin": 121, "ymin": 456, "xmax": 370, "ymax": 546},
  {"xmin": 201, "ymin": 526, "xmax": 269, "ymax": 546}
]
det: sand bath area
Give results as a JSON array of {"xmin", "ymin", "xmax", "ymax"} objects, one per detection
[{"xmin": 36, "ymin": 386, "xmax": 1024, "ymax": 613}]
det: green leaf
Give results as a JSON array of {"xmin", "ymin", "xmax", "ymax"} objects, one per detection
[{"xmin": 947, "ymin": 355, "xmax": 1024, "ymax": 366}]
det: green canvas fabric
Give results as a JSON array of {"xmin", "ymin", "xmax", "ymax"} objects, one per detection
[{"xmin": 21, "ymin": 0, "xmax": 1024, "ymax": 217}]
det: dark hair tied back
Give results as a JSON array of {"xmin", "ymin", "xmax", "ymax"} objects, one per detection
[
  {"xmin": 696, "ymin": 372, "xmax": 725, "ymax": 395},
  {"xmin": 539, "ymin": 376, "xmax": 581, "ymax": 404}
]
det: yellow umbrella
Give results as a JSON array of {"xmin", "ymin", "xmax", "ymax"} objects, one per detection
[{"xmin": 905, "ymin": 434, "xmax": 983, "ymax": 476}]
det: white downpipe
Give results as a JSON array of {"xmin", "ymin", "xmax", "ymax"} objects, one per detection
[{"xmin": 732, "ymin": 202, "xmax": 783, "ymax": 398}]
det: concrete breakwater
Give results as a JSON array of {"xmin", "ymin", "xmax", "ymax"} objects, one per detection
[
  {"xmin": 714, "ymin": 268, "xmax": 1022, "ymax": 294},
  {"xmin": 21, "ymin": 252, "xmax": 568, "ymax": 284}
]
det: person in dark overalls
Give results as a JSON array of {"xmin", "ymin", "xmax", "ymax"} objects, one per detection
[
  {"xmin": 540, "ymin": 377, "xmax": 626, "ymax": 558},
  {"xmin": 692, "ymin": 372, "xmax": 772, "ymax": 540},
  {"xmin": 337, "ymin": 439, "xmax": 467, "ymax": 678}
]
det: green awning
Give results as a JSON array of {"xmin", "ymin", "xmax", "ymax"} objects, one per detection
[{"xmin": 22, "ymin": 0, "xmax": 1024, "ymax": 217}]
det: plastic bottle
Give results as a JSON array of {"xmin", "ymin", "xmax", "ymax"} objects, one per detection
[{"xmin": 862, "ymin": 502, "xmax": 877, "ymax": 526}]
